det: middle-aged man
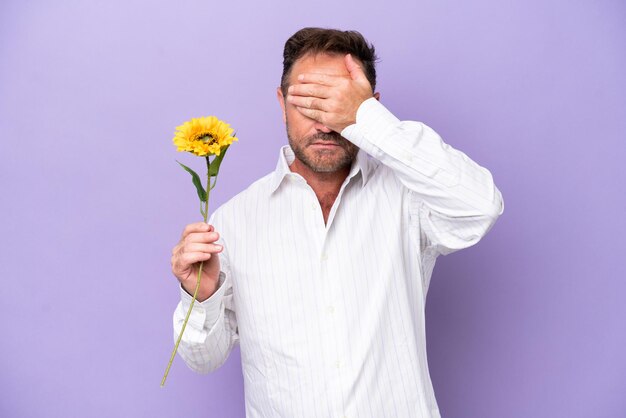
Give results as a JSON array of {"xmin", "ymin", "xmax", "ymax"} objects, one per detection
[{"xmin": 169, "ymin": 27, "xmax": 504, "ymax": 418}]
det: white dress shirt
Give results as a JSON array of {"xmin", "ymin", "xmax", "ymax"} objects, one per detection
[{"xmin": 172, "ymin": 98, "xmax": 504, "ymax": 418}]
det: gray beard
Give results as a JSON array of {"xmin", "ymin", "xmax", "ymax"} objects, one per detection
[{"xmin": 287, "ymin": 130, "xmax": 358, "ymax": 173}]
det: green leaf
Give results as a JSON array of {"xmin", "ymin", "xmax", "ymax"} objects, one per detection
[
  {"xmin": 209, "ymin": 144, "xmax": 230, "ymax": 177},
  {"xmin": 177, "ymin": 160, "xmax": 207, "ymax": 202}
]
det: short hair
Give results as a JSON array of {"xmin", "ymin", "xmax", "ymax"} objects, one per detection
[{"xmin": 280, "ymin": 27, "xmax": 378, "ymax": 96}]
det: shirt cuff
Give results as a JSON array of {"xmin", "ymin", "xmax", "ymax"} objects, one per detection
[
  {"xmin": 341, "ymin": 97, "xmax": 401, "ymax": 149},
  {"xmin": 179, "ymin": 271, "xmax": 228, "ymax": 330}
]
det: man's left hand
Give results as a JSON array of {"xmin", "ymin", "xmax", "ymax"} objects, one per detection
[{"xmin": 287, "ymin": 54, "xmax": 374, "ymax": 133}]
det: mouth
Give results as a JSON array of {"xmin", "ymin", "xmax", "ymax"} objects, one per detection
[
  {"xmin": 310, "ymin": 144, "xmax": 342, "ymax": 151},
  {"xmin": 310, "ymin": 140, "xmax": 343, "ymax": 149},
  {"xmin": 304, "ymin": 131, "xmax": 347, "ymax": 151}
]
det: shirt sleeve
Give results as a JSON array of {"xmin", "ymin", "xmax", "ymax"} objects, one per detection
[
  {"xmin": 172, "ymin": 215, "xmax": 239, "ymax": 374},
  {"xmin": 341, "ymin": 98, "xmax": 504, "ymax": 256}
]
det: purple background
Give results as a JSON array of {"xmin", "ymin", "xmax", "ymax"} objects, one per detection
[{"xmin": 1, "ymin": 0, "xmax": 624, "ymax": 417}]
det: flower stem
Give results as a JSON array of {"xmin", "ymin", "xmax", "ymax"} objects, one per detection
[{"xmin": 161, "ymin": 157, "xmax": 212, "ymax": 387}]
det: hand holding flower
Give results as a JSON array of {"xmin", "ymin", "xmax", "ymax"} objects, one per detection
[{"xmin": 171, "ymin": 222, "xmax": 223, "ymax": 302}]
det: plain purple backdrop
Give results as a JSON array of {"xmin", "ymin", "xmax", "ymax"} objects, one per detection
[{"xmin": 1, "ymin": 1, "xmax": 624, "ymax": 417}]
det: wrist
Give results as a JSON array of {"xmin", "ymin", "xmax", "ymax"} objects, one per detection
[{"xmin": 181, "ymin": 279, "xmax": 217, "ymax": 302}]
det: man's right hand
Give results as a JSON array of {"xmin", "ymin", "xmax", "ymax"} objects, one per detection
[{"xmin": 171, "ymin": 222, "xmax": 223, "ymax": 302}]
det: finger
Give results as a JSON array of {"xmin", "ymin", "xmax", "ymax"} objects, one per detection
[
  {"xmin": 296, "ymin": 72, "xmax": 340, "ymax": 86},
  {"xmin": 181, "ymin": 222, "xmax": 212, "ymax": 239},
  {"xmin": 287, "ymin": 94, "xmax": 328, "ymax": 112},
  {"xmin": 172, "ymin": 250, "xmax": 211, "ymax": 269},
  {"xmin": 295, "ymin": 106, "xmax": 324, "ymax": 123},
  {"xmin": 183, "ymin": 242, "xmax": 223, "ymax": 254},
  {"xmin": 345, "ymin": 54, "xmax": 367, "ymax": 82},
  {"xmin": 179, "ymin": 252, "xmax": 213, "ymax": 266},
  {"xmin": 185, "ymin": 231, "xmax": 220, "ymax": 244},
  {"xmin": 288, "ymin": 83, "xmax": 332, "ymax": 99}
]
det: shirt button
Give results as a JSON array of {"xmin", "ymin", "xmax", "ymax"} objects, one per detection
[
  {"xmin": 335, "ymin": 360, "xmax": 342, "ymax": 369},
  {"xmin": 321, "ymin": 253, "xmax": 328, "ymax": 261},
  {"xmin": 310, "ymin": 203, "xmax": 316, "ymax": 210},
  {"xmin": 326, "ymin": 306, "xmax": 335, "ymax": 314}
]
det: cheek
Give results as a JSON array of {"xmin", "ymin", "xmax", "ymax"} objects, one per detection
[
  {"xmin": 286, "ymin": 104, "xmax": 303, "ymax": 120},
  {"xmin": 286, "ymin": 106, "xmax": 313, "ymax": 131}
]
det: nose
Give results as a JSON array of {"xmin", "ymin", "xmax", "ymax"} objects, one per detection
[{"xmin": 314, "ymin": 121, "xmax": 332, "ymax": 133}]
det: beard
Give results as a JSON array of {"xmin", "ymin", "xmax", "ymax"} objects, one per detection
[{"xmin": 286, "ymin": 124, "xmax": 359, "ymax": 173}]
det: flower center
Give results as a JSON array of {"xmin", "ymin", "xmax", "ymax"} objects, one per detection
[{"xmin": 196, "ymin": 132, "xmax": 218, "ymax": 145}]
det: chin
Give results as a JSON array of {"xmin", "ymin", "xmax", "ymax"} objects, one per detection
[{"xmin": 306, "ymin": 154, "xmax": 353, "ymax": 173}]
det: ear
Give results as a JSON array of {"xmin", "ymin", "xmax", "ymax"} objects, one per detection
[
  {"xmin": 276, "ymin": 87, "xmax": 287, "ymax": 124},
  {"xmin": 374, "ymin": 92, "xmax": 381, "ymax": 101}
]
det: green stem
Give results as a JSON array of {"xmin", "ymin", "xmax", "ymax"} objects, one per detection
[{"xmin": 161, "ymin": 157, "xmax": 212, "ymax": 387}]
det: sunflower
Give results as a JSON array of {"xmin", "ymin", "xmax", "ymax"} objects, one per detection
[
  {"xmin": 162, "ymin": 114, "xmax": 238, "ymax": 387},
  {"xmin": 173, "ymin": 116, "xmax": 238, "ymax": 157}
]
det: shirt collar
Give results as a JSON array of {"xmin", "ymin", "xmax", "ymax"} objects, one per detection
[{"xmin": 269, "ymin": 145, "xmax": 372, "ymax": 195}]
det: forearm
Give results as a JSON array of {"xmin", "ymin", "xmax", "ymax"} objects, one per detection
[
  {"xmin": 342, "ymin": 98, "xmax": 503, "ymax": 254},
  {"xmin": 342, "ymin": 98, "xmax": 503, "ymax": 219}
]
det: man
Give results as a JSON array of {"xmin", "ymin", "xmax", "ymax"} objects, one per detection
[{"xmin": 170, "ymin": 27, "xmax": 504, "ymax": 418}]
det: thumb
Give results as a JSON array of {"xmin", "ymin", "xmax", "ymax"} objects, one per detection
[{"xmin": 345, "ymin": 54, "xmax": 367, "ymax": 82}]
